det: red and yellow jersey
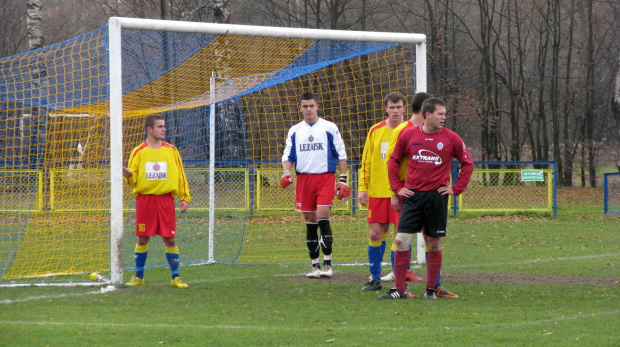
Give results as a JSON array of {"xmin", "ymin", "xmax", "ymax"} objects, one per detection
[
  {"xmin": 359, "ymin": 120, "xmax": 399, "ymax": 198},
  {"xmin": 125, "ymin": 141, "xmax": 191, "ymax": 203}
]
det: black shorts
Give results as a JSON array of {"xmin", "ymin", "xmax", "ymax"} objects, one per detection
[{"xmin": 397, "ymin": 190, "xmax": 449, "ymax": 237}]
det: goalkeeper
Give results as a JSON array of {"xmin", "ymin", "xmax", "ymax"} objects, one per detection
[
  {"xmin": 122, "ymin": 114, "xmax": 191, "ymax": 289},
  {"xmin": 281, "ymin": 92, "xmax": 350, "ymax": 279}
]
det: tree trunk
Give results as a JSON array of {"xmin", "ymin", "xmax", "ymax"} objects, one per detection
[
  {"xmin": 27, "ymin": 0, "xmax": 44, "ymax": 50},
  {"xmin": 562, "ymin": 0, "xmax": 576, "ymax": 186},
  {"xmin": 613, "ymin": 56, "xmax": 620, "ymax": 172},
  {"xmin": 550, "ymin": 0, "xmax": 562, "ymax": 179},
  {"xmin": 585, "ymin": 0, "xmax": 596, "ymax": 187}
]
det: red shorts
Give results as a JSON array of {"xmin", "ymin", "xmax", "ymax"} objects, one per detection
[
  {"xmin": 367, "ymin": 197, "xmax": 400, "ymax": 226},
  {"xmin": 135, "ymin": 193, "xmax": 176, "ymax": 238},
  {"xmin": 295, "ymin": 173, "xmax": 336, "ymax": 212}
]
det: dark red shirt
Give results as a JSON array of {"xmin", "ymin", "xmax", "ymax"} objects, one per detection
[{"xmin": 388, "ymin": 126, "xmax": 473, "ymax": 195}]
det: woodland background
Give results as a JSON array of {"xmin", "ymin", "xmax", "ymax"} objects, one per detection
[{"xmin": 2, "ymin": 0, "xmax": 619, "ymax": 187}]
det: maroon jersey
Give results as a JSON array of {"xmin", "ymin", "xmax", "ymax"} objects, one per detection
[{"xmin": 388, "ymin": 126, "xmax": 473, "ymax": 195}]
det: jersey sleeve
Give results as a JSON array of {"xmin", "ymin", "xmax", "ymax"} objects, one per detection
[
  {"xmin": 281, "ymin": 126, "xmax": 296, "ymax": 164},
  {"xmin": 358, "ymin": 126, "xmax": 376, "ymax": 192},
  {"xmin": 330, "ymin": 123, "xmax": 347, "ymax": 161},
  {"xmin": 385, "ymin": 121, "xmax": 410, "ymax": 182},
  {"xmin": 388, "ymin": 128, "xmax": 409, "ymax": 194},
  {"xmin": 450, "ymin": 135, "xmax": 474, "ymax": 195},
  {"xmin": 125, "ymin": 146, "xmax": 141, "ymax": 188},
  {"xmin": 174, "ymin": 147, "xmax": 191, "ymax": 203}
]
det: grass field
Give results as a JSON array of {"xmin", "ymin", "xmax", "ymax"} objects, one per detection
[{"xmin": 0, "ymin": 188, "xmax": 618, "ymax": 346}]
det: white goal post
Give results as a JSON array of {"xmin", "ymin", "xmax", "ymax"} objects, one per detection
[{"xmin": 107, "ymin": 17, "xmax": 427, "ymax": 285}]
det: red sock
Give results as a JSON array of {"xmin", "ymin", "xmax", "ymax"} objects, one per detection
[
  {"xmin": 426, "ymin": 250, "xmax": 442, "ymax": 290},
  {"xmin": 394, "ymin": 249, "xmax": 410, "ymax": 292}
]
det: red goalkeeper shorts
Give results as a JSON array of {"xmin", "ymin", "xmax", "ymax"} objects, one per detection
[
  {"xmin": 294, "ymin": 172, "xmax": 336, "ymax": 212},
  {"xmin": 135, "ymin": 193, "xmax": 177, "ymax": 238}
]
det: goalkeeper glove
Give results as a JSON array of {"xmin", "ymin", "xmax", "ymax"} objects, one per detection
[
  {"xmin": 280, "ymin": 170, "xmax": 293, "ymax": 188},
  {"xmin": 336, "ymin": 174, "xmax": 351, "ymax": 201}
]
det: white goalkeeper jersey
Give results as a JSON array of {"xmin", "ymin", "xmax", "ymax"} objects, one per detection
[{"xmin": 282, "ymin": 117, "xmax": 347, "ymax": 174}]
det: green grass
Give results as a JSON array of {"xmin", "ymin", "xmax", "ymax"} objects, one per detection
[{"xmin": 1, "ymin": 204, "xmax": 618, "ymax": 346}]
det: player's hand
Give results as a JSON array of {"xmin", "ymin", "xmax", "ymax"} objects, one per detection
[
  {"xmin": 336, "ymin": 174, "xmax": 351, "ymax": 201},
  {"xmin": 358, "ymin": 191, "xmax": 368, "ymax": 207},
  {"xmin": 122, "ymin": 167, "xmax": 133, "ymax": 178},
  {"xmin": 336, "ymin": 183, "xmax": 351, "ymax": 201},
  {"xmin": 438, "ymin": 185, "xmax": 454, "ymax": 195},
  {"xmin": 280, "ymin": 171, "xmax": 293, "ymax": 188},
  {"xmin": 336, "ymin": 182, "xmax": 351, "ymax": 201},
  {"xmin": 397, "ymin": 187, "xmax": 414, "ymax": 198},
  {"xmin": 179, "ymin": 200, "xmax": 189, "ymax": 213},
  {"xmin": 390, "ymin": 195, "xmax": 402, "ymax": 212}
]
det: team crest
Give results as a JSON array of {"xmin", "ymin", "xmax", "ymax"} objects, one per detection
[
  {"xmin": 152, "ymin": 163, "xmax": 160, "ymax": 171},
  {"xmin": 308, "ymin": 135, "xmax": 314, "ymax": 142},
  {"xmin": 437, "ymin": 142, "xmax": 444, "ymax": 150}
]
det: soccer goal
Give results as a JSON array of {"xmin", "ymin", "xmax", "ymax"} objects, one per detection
[{"xmin": 0, "ymin": 17, "xmax": 427, "ymax": 286}]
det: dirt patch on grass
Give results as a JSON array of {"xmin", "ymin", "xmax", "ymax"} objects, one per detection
[{"xmin": 296, "ymin": 272, "xmax": 618, "ymax": 287}]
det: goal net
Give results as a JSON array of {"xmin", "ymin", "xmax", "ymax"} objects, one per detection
[
  {"xmin": 604, "ymin": 172, "xmax": 620, "ymax": 214},
  {"xmin": 0, "ymin": 18, "xmax": 426, "ymax": 285}
]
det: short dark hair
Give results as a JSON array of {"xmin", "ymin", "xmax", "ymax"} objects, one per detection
[
  {"xmin": 411, "ymin": 92, "xmax": 433, "ymax": 113},
  {"xmin": 383, "ymin": 92, "xmax": 406, "ymax": 107},
  {"xmin": 300, "ymin": 92, "xmax": 317, "ymax": 102},
  {"xmin": 145, "ymin": 114, "xmax": 164, "ymax": 131},
  {"xmin": 421, "ymin": 97, "xmax": 446, "ymax": 118}
]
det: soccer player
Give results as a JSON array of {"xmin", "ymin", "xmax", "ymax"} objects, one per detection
[
  {"xmin": 385, "ymin": 92, "xmax": 459, "ymax": 299},
  {"xmin": 383, "ymin": 97, "xmax": 473, "ymax": 299},
  {"xmin": 359, "ymin": 92, "xmax": 422, "ymax": 292},
  {"xmin": 281, "ymin": 92, "xmax": 351, "ymax": 279},
  {"xmin": 122, "ymin": 114, "xmax": 191, "ymax": 289}
]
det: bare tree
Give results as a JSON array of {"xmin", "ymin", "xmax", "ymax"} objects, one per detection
[
  {"xmin": 0, "ymin": 1, "xmax": 28, "ymax": 57},
  {"xmin": 613, "ymin": 56, "xmax": 620, "ymax": 171}
]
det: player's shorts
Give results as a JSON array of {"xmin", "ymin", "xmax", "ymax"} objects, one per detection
[
  {"xmin": 135, "ymin": 193, "xmax": 176, "ymax": 238},
  {"xmin": 397, "ymin": 189, "xmax": 449, "ymax": 238},
  {"xmin": 367, "ymin": 197, "xmax": 400, "ymax": 226},
  {"xmin": 295, "ymin": 172, "xmax": 336, "ymax": 212}
]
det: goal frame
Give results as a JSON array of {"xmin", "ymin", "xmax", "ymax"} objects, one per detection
[
  {"xmin": 107, "ymin": 17, "xmax": 428, "ymax": 285},
  {"xmin": 603, "ymin": 172, "xmax": 620, "ymax": 214}
]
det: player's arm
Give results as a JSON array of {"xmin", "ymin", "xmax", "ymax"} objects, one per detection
[
  {"xmin": 336, "ymin": 159, "xmax": 351, "ymax": 201},
  {"xmin": 330, "ymin": 123, "xmax": 351, "ymax": 201},
  {"xmin": 175, "ymin": 150, "xmax": 191, "ymax": 212},
  {"xmin": 124, "ymin": 148, "xmax": 139, "ymax": 187},
  {"xmin": 280, "ymin": 129, "xmax": 296, "ymax": 188},
  {"xmin": 387, "ymin": 132, "xmax": 406, "ymax": 195},
  {"xmin": 388, "ymin": 131, "xmax": 415, "ymax": 199},
  {"xmin": 385, "ymin": 122, "xmax": 409, "ymax": 196},
  {"xmin": 449, "ymin": 138, "xmax": 474, "ymax": 195},
  {"xmin": 358, "ymin": 129, "xmax": 374, "ymax": 206}
]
